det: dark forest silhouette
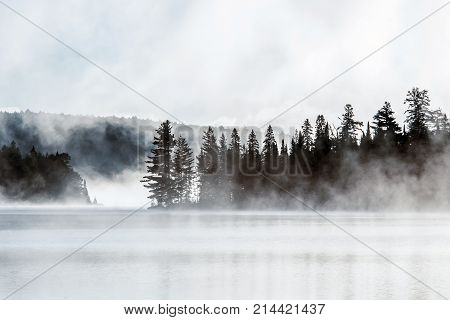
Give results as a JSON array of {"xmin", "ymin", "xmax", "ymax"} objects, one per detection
[
  {"xmin": 0, "ymin": 143, "xmax": 90, "ymax": 203},
  {"xmin": 0, "ymin": 111, "xmax": 155, "ymax": 177},
  {"xmin": 142, "ymin": 87, "xmax": 450, "ymax": 209}
]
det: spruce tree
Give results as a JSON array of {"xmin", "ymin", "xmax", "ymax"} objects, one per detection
[
  {"xmin": 289, "ymin": 129, "xmax": 299, "ymax": 163},
  {"xmin": 302, "ymin": 119, "xmax": 313, "ymax": 152},
  {"xmin": 229, "ymin": 129, "xmax": 241, "ymax": 157},
  {"xmin": 217, "ymin": 133, "xmax": 229, "ymax": 193},
  {"xmin": 173, "ymin": 136, "xmax": 194, "ymax": 204},
  {"xmin": 278, "ymin": 139, "xmax": 289, "ymax": 176},
  {"xmin": 372, "ymin": 101, "xmax": 401, "ymax": 148},
  {"xmin": 241, "ymin": 130, "xmax": 261, "ymax": 199},
  {"xmin": 289, "ymin": 128, "xmax": 309, "ymax": 176},
  {"xmin": 228, "ymin": 128, "xmax": 242, "ymax": 203},
  {"xmin": 262, "ymin": 125, "xmax": 278, "ymax": 174},
  {"xmin": 339, "ymin": 104, "xmax": 362, "ymax": 148},
  {"xmin": 141, "ymin": 120, "xmax": 175, "ymax": 207},
  {"xmin": 404, "ymin": 87, "xmax": 430, "ymax": 142},
  {"xmin": 245, "ymin": 129, "xmax": 261, "ymax": 174},
  {"xmin": 280, "ymin": 139, "xmax": 288, "ymax": 155},
  {"xmin": 218, "ymin": 133, "xmax": 228, "ymax": 168},
  {"xmin": 314, "ymin": 115, "xmax": 331, "ymax": 158},
  {"xmin": 197, "ymin": 127, "xmax": 219, "ymax": 204}
]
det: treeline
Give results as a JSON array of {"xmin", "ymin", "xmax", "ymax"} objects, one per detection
[
  {"xmin": 142, "ymin": 87, "xmax": 449, "ymax": 209},
  {"xmin": 0, "ymin": 142, "xmax": 91, "ymax": 203}
]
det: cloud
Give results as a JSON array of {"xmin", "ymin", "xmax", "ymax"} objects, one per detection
[{"xmin": 0, "ymin": 0, "xmax": 448, "ymax": 127}]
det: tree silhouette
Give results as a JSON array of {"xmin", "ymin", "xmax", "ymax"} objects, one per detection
[
  {"xmin": 302, "ymin": 119, "xmax": 313, "ymax": 152},
  {"xmin": 141, "ymin": 120, "xmax": 175, "ymax": 207},
  {"xmin": 217, "ymin": 132, "xmax": 231, "ymax": 203},
  {"xmin": 0, "ymin": 142, "xmax": 90, "ymax": 203},
  {"xmin": 173, "ymin": 136, "xmax": 194, "ymax": 204},
  {"xmin": 339, "ymin": 104, "xmax": 363, "ymax": 148},
  {"xmin": 372, "ymin": 101, "xmax": 401, "ymax": 149},
  {"xmin": 262, "ymin": 125, "xmax": 278, "ymax": 174},
  {"xmin": 197, "ymin": 127, "xmax": 219, "ymax": 204},
  {"xmin": 404, "ymin": 87, "xmax": 430, "ymax": 143},
  {"xmin": 228, "ymin": 128, "xmax": 242, "ymax": 203}
]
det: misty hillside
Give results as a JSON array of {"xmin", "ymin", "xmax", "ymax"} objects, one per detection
[{"xmin": 0, "ymin": 111, "xmax": 164, "ymax": 177}]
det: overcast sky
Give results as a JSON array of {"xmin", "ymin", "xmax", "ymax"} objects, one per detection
[{"xmin": 0, "ymin": 0, "xmax": 449, "ymax": 128}]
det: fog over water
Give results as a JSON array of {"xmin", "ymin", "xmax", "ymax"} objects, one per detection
[{"xmin": 0, "ymin": 207, "xmax": 449, "ymax": 299}]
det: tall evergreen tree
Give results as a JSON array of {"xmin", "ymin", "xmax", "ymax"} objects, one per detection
[
  {"xmin": 278, "ymin": 138, "xmax": 289, "ymax": 175},
  {"xmin": 372, "ymin": 101, "xmax": 401, "ymax": 148},
  {"xmin": 314, "ymin": 115, "xmax": 331, "ymax": 158},
  {"xmin": 302, "ymin": 119, "xmax": 313, "ymax": 152},
  {"xmin": 262, "ymin": 125, "xmax": 278, "ymax": 174},
  {"xmin": 241, "ymin": 130, "xmax": 261, "ymax": 198},
  {"xmin": 141, "ymin": 120, "xmax": 175, "ymax": 207},
  {"xmin": 339, "ymin": 104, "xmax": 362, "ymax": 148},
  {"xmin": 197, "ymin": 127, "xmax": 219, "ymax": 204},
  {"xmin": 244, "ymin": 129, "xmax": 261, "ymax": 174},
  {"xmin": 219, "ymin": 133, "xmax": 227, "ymax": 159},
  {"xmin": 247, "ymin": 130, "xmax": 260, "ymax": 164},
  {"xmin": 289, "ymin": 129, "xmax": 299, "ymax": 163},
  {"xmin": 217, "ymin": 133, "xmax": 229, "ymax": 196},
  {"xmin": 228, "ymin": 128, "xmax": 242, "ymax": 203},
  {"xmin": 280, "ymin": 139, "xmax": 288, "ymax": 155},
  {"xmin": 404, "ymin": 87, "xmax": 430, "ymax": 142},
  {"xmin": 173, "ymin": 136, "xmax": 194, "ymax": 204},
  {"xmin": 229, "ymin": 129, "xmax": 241, "ymax": 155}
]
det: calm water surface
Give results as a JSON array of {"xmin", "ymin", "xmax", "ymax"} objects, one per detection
[{"xmin": 0, "ymin": 207, "xmax": 449, "ymax": 299}]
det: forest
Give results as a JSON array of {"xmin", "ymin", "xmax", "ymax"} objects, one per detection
[
  {"xmin": 0, "ymin": 111, "xmax": 157, "ymax": 177},
  {"xmin": 0, "ymin": 143, "xmax": 91, "ymax": 203},
  {"xmin": 142, "ymin": 87, "xmax": 450, "ymax": 209}
]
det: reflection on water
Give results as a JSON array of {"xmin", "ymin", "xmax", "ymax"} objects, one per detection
[{"xmin": 0, "ymin": 208, "xmax": 449, "ymax": 299}]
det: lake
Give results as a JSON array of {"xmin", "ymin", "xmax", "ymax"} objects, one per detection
[{"xmin": 0, "ymin": 207, "xmax": 449, "ymax": 299}]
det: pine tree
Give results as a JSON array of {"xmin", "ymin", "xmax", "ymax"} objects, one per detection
[
  {"xmin": 372, "ymin": 101, "xmax": 401, "ymax": 148},
  {"xmin": 302, "ymin": 119, "xmax": 313, "ymax": 152},
  {"xmin": 289, "ymin": 130, "xmax": 299, "ymax": 163},
  {"xmin": 244, "ymin": 129, "xmax": 261, "ymax": 174},
  {"xmin": 228, "ymin": 128, "xmax": 242, "ymax": 203},
  {"xmin": 278, "ymin": 138, "xmax": 289, "ymax": 176},
  {"xmin": 141, "ymin": 120, "xmax": 175, "ymax": 207},
  {"xmin": 217, "ymin": 132, "xmax": 230, "ymax": 199},
  {"xmin": 229, "ymin": 129, "xmax": 241, "ymax": 157},
  {"xmin": 218, "ymin": 133, "xmax": 228, "ymax": 168},
  {"xmin": 262, "ymin": 125, "xmax": 278, "ymax": 174},
  {"xmin": 173, "ymin": 136, "xmax": 194, "ymax": 204},
  {"xmin": 241, "ymin": 130, "xmax": 261, "ymax": 198},
  {"xmin": 197, "ymin": 127, "xmax": 219, "ymax": 204},
  {"xmin": 288, "ymin": 127, "xmax": 310, "ymax": 176},
  {"xmin": 404, "ymin": 87, "xmax": 430, "ymax": 142},
  {"xmin": 339, "ymin": 104, "xmax": 362, "ymax": 148},
  {"xmin": 280, "ymin": 139, "xmax": 288, "ymax": 155},
  {"xmin": 314, "ymin": 115, "xmax": 331, "ymax": 158}
]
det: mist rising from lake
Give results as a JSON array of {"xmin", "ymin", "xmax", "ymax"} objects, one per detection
[{"xmin": 0, "ymin": 207, "xmax": 448, "ymax": 299}]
